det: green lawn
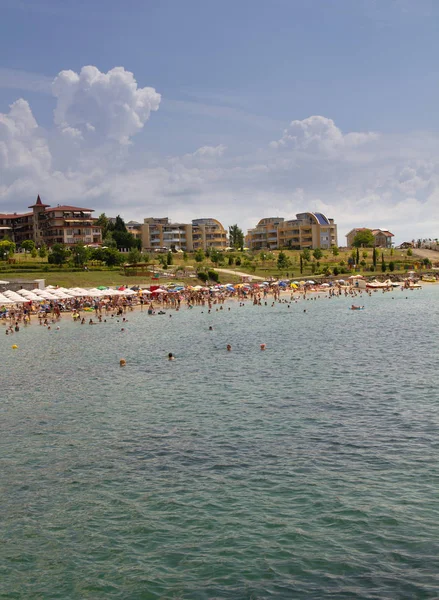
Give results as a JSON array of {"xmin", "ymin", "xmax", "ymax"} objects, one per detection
[{"xmin": 0, "ymin": 247, "xmax": 431, "ymax": 288}]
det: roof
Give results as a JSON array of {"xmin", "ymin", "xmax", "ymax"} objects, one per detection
[
  {"xmin": 372, "ymin": 229, "xmax": 394, "ymax": 237},
  {"xmin": 312, "ymin": 212, "xmax": 330, "ymax": 225},
  {"xmin": 28, "ymin": 194, "xmax": 50, "ymax": 209},
  {"xmin": 46, "ymin": 205, "xmax": 95, "ymax": 212},
  {"xmin": 0, "ymin": 212, "xmax": 33, "ymax": 219}
]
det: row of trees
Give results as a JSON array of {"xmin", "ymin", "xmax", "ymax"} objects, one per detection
[{"xmin": 96, "ymin": 214, "xmax": 141, "ymax": 250}]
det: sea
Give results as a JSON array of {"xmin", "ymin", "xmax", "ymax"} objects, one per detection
[{"xmin": 1, "ymin": 285, "xmax": 439, "ymax": 599}]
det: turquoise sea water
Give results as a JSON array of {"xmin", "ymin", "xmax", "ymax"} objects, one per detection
[{"xmin": 1, "ymin": 287, "xmax": 439, "ymax": 599}]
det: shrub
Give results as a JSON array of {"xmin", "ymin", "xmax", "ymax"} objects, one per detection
[{"xmin": 208, "ymin": 269, "xmax": 219, "ymax": 282}]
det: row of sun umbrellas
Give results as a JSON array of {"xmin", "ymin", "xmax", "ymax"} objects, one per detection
[{"xmin": 0, "ymin": 285, "xmax": 142, "ymax": 305}]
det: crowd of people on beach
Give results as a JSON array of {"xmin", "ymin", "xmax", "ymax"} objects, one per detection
[{"xmin": 1, "ymin": 278, "xmax": 421, "ymax": 340}]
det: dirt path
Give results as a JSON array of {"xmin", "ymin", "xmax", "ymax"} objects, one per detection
[
  {"xmin": 412, "ymin": 248, "xmax": 439, "ymax": 261},
  {"xmin": 215, "ymin": 268, "xmax": 266, "ymax": 281}
]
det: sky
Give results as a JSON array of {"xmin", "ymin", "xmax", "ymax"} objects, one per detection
[{"xmin": 1, "ymin": 0, "xmax": 439, "ymax": 243}]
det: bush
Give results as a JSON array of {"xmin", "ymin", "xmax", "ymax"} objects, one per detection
[
  {"xmin": 197, "ymin": 271, "xmax": 208, "ymax": 282},
  {"xmin": 208, "ymin": 269, "xmax": 219, "ymax": 282},
  {"xmin": 333, "ymin": 266, "xmax": 339, "ymax": 276},
  {"xmin": 235, "ymin": 257, "xmax": 241, "ymax": 266},
  {"xmin": 389, "ymin": 261, "xmax": 395, "ymax": 272}
]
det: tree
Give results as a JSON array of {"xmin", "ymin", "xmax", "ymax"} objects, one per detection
[
  {"xmin": 48, "ymin": 243, "xmax": 71, "ymax": 265},
  {"xmin": 183, "ymin": 251, "xmax": 188, "ymax": 262},
  {"xmin": 389, "ymin": 261, "xmax": 395, "ymax": 272},
  {"xmin": 277, "ymin": 251, "xmax": 290, "ymax": 270},
  {"xmin": 71, "ymin": 242, "xmax": 90, "ymax": 267},
  {"xmin": 127, "ymin": 248, "xmax": 142, "ymax": 264},
  {"xmin": 166, "ymin": 250, "xmax": 173, "ymax": 266},
  {"xmin": 356, "ymin": 248, "xmax": 360, "ymax": 264},
  {"xmin": 31, "ymin": 248, "xmax": 38, "ymax": 258},
  {"xmin": 96, "ymin": 213, "xmax": 110, "ymax": 239},
  {"xmin": 102, "ymin": 247, "xmax": 122, "ymax": 267},
  {"xmin": 352, "ymin": 230, "xmax": 375, "ymax": 247},
  {"xmin": 0, "ymin": 239, "xmax": 15, "ymax": 258},
  {"xmin": 228, "ymin": 224, "xmax": 244, "ymax": 250},
  {"xmin": 302, "ymin": 248, "xmax": 311, "ymax": 261},
  {"xmin": 362, "ymin": 250, "xmax": 368, "ymax": 259},
  {"xmin": 21, "ymin": 239, "xmax": 35, "ymax": 255},
  {"xmin": 373, "ymin": 247, "xmax": 378, "ymax": 268},
  {"xmin": 381, "ymin": 253, "xmax": 386, "ymax": 272},
  {"xmin": 407, "ymin": 248, "xmax": 413, "ymax": 256},
  {"xmin": 313, "ymin": 248, "xmax": 323, "ymax": 260},
  {"xmin": 300, "ymin": 255, "xmax": 303, "ymax": 274},
  {"xmin": 228, "ymin": 255, "xmax": 234, "ymax": 266},
  {"xmin": 38, "ymin": 244, "xmax": 47, "ymax": 259},
  {"xmin": 195, "ymin": 249, "xmax": 205, "ymax": 263},
  {"xmin": 108, "ymin": 215, "xmax": 138, "ymax": 250},
  {"xmin": 332, "ymin": 246, "xmax": 339, "ymax": 256}
]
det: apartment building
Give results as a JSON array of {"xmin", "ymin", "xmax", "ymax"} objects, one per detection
[
  {"xmin": 346, "ymin": 228, "xmax": 394, "ymax": 248},
  {"xmin": 141, "ymin": 217, "xmax": 227, "ymax": 252},
  {"xmin": 246, "ymin": 212, "xmax": 337, "ymax": 250},
  {"xmin": 245, "ymin": 217, "xmax": 284, "ymax": 251},
  {"xmin": 0, "ymin": 196, "xmax": 102, "ymax": 247}
]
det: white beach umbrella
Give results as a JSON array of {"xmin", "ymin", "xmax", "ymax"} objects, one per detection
[
  {"xmin": 0, "ymin": 293, "xmax": 15, "ymax": 304},
  {"xmin": 3, "ymin": 290, "xmax": 26, "ymax": 302},
  {"xmin": 87, "ymin": 288, "xmax": 104, "ymax": 297},
  {"xmin": 70, "ymin": 288, "xmax": 90, "ymax": 297},
  {"xmin": 0, "ymin": 279, "xmax": 9, "ymax": 284},
  {"xmin": 51, "ymin": 290, "xmax": 72, "ymax": 299},
  {"xmin": 36, "ymin": 291, "xmax": 60, "ymax": 300},
  {"xmin": 15, "ymin": 290, "xmax": 41, "ymax": 301}
]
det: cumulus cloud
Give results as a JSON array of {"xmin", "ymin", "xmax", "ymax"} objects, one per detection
[
  {"xmin": 192, "ymin": 144, "xmax": 227, "ymax": 158},
  {"xmin": 0, "ymin": 99, "xmax": 51, "ymax": 180},
  {"xmin": 1, "ymin": 75, "xmax": 439, "ymax": 244},
  {"xmin": 270, "ymin": 115, "xmax": 379, "ymax": 155},
  {"xmin": 52, "ymin": 66, "xmax": 161, "ymax": 144}
]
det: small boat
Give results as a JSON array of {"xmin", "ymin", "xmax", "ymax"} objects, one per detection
[{"xmin": 350, "ymin": 305, "xmax": 365, "ymax": 310}]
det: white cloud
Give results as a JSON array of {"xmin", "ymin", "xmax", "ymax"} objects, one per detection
[
  {"xmin": 270, "ymin": 115, "xmax": 379, "ymax": 155},
  {"xmin": 1, "ymin": 72, "xmax": 439, "ymax": 243},
  {"xmin": 0, "ymin": 99, "xmax": 51, "ymax": 180},
  {"xmin": 192, "ymin": 144, "xmax": 227, "ymax": 158},
  {"xmin": 52, "ymin": 66, "xmax": 161, "ymax": 144}
]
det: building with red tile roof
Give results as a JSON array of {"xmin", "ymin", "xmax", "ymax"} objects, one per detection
[
  {"xmin": 0, "ymin": 196, "xmax": 102, "ymax": 247},
  {"xmin": 346, "ymin": 228, "xmax": 394, "ymax": 248}
]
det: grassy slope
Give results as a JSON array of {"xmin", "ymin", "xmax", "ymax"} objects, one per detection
[{"xmin": 1, "ymin": 248, "xmax": 433, "ymax": 287}]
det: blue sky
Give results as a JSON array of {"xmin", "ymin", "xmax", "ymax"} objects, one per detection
[{"xmin": 1, "ymin": 0, "xmax": 439, "ymax": 242}]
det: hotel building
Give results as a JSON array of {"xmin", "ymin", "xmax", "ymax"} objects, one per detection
[
  {"xmin": 141, "ymin": 217, "xmax": 228, "ymax": 252},
  {"xmin": 0, "ymin": 196, "xmax": 102, "ymax": 247},
  {"xmin": 246, "ymin": 212, "xmax": 337, "ymax": 250}
]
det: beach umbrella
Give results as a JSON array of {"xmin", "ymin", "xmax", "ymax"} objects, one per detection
[
  {"xmin": 35, "ymin": 290, "xmax": 60, "ymax": 300},
  {"xmin": 3, "ymin": 290, "xmax": 26, "ymax": 302},
  {"xmin": 87, "ymin": 288, "xmax": 105, "ymax": 297},
  {"xmin": 306, "ymin": 280, "xmax": 316, "ymax": 284},
  {"xmin": 0, "ymin": 280, "xmax": 9, "ymax": 284},
  {"xmin": 97, "ymin": 286, "xmax": 108, "ymax": 290},
  {"xmin": 16, "ymin": 290, "xmax": 41, "ymax": 301},
  {"xmin": 0, "ymin": 294, "xmax": 15, "ymax": 304}
]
